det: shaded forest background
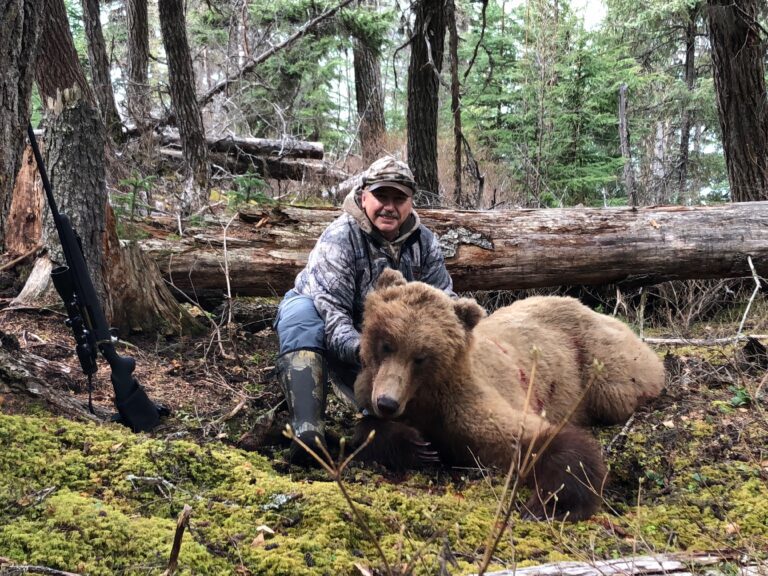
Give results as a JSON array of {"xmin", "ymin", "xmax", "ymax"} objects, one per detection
[{"xmin": 6, "ymin": 0, "xmax": 768, "ymax": 221}]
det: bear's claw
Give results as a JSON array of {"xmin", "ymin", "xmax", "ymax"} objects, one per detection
[{"xmin": 353, "ymin": 417, "xmax": 441, "ymax": 470}]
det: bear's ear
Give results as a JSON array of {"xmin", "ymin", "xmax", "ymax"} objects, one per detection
[
  {"xmin": 453, "ymin": 298, "xmax": 486, "ymax": 330},
  {"xmin": 377, "ymin": 268, "xmax": 407, "ymax": 290}
]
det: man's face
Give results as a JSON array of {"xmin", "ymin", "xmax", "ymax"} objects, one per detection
[{"xmin": 361, "ymin": 186, "xmax": 413, "ymax": 240}]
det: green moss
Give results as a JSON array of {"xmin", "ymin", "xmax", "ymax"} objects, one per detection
[{"xmin": 2, "ymin": 403, "xmax": 767, "ymax": 575}]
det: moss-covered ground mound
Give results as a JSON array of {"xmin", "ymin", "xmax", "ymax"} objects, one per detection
[{"xmin": 1, "ymin": 302, "xmax": 767, "ymax": 575}]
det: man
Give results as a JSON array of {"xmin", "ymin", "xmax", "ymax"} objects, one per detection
[{"xmin": 273, "ymin": 156, "xmax": 455, "ymax": 462}]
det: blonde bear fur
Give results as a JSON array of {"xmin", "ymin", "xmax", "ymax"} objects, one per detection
[{"xmin": 354, "ymin": 269, "xmax": 665, "ymax": 521}]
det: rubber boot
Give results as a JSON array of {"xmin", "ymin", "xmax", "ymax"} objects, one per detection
[{"xmin": 276, "ymin": 350, "xmax": 328, "ymax": 465}]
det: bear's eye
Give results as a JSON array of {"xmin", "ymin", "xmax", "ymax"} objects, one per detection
[
  {"xmin": 380, "ymin": 342, "xmax": 394, "ymax": 355},
  {"xmin": 413, "ymin": 355, "xmax": 427, "ymax": 366}
]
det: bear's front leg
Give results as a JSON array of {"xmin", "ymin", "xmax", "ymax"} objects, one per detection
[{"xmin": 352, "ymin": 416, "xmax": 440, "ymax": 471}]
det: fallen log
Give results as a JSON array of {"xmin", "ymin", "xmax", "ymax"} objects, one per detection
[
  {"xmin": 158, "ymin": 133, "xmax": 325, "ymax": 160},
  {"xmin": 0, "ymin": 330, "xmax": 108, "ymax": 423},
  {"xmin": 159, "ymin": 149, "xmax": 348, "ymax": 184},
  {"xmin": 139, "ymin": 202, "xmax": 768, "ymax": 301}
]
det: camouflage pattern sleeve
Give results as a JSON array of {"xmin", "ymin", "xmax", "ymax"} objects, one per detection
[{"xmin": 298, "ymin": 217, "xmax": 361, "ymax": 365}]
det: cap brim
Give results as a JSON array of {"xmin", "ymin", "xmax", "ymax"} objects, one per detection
[{"xmin": 366, "ymin": 181, "xmax": 414, "ymax": 196}]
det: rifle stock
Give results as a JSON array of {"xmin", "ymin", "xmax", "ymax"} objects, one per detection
[{"xmin": 28, "ymin": 124, "xmax": 163, "ymax": 432}]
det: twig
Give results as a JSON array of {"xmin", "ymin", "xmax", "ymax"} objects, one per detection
[
  {"xmin": 161, "ymin": 504, "xmax": 193, "ymax": 576},
  {"xmin": 126, "ymin": 474, "xmax": 177, "ymax": 499},
  {"xmin": 737, "ymin": 256, "xmax": 762, "ymax": 337},
  {"xmin": 285, "ymin": 427, "xmax": 394, "ymax": 576},
  {"xmin": 0, "ymin": 245, "xmax": 42, "ymax": 272},
  {"xmin": 643, "ymin": 334, "xmax": 768, "ymax": 346},
  {"xmin": 0, "ymin": 559, "xmax": 81, "ymax": 576},
  {"xmin": 605, "ymin": 413, "xmax": 636, "ymax": 456}
]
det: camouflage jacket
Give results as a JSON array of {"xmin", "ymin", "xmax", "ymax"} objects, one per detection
[{"xmin": 292, "ymin": 190, "xmax": 455, "ymax": 365}]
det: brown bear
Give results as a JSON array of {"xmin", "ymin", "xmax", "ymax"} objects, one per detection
[{"xmin": 353, "ymin": 269, "xmax": 665, "ymax": 521}]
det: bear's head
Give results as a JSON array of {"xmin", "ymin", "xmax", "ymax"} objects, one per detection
[{"xmin": 357, "ymin": 269, "xmax": 486, "ymax": 419}]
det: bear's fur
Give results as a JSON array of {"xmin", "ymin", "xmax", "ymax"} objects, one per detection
[{"xmin": 354, "ymin": 269, "xmax": 665, "ymax": 521}]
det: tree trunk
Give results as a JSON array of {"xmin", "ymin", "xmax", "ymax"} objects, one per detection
[
  {"xmin": 32, "ymin": 0, "xmax": 106, "ymax": 299},
  {"xmin": 10, "ymin": 0, "xmax": 200, "ymax": 336},
  {"xmin": 126, "ymin": 0, "xmax": 150, "ymax": 128},
  {"xmin": 707, "ymin": 0, "xmax": 768, "ymax": 202},
  {"xmin": 352, "ymin": 15, "xmax": 386, "ymax": 164},
  {"xmin": 407, "ymin": 0, "xmax": 446, "ymax": 205},
  {"xmin": 35, "ymin": 0, "xmax": 95, "ymax": 106},
  {"xmin": 0, "ymin": 0, "xmax": 42, "ymax": 251},
  {"xmin": 618, "ymin": 84, "xmax": 636, "ymax": 207},
  {"xmin": 677, "ymin": 3, "xmax": 699, "ymax": 202},
  {"xmin": 139, "ymin": 202, "xmax": 768, "ymax": 300},
  {"xmin": 158, "ymin": 0, "xmax": 210, "ymax": 216},
  {"xmin": 81, "ymin": 0, "xmax": 124, "ymax": 142},
  {"xmin": 447, "ymin": 0, "xmax": 462, "ymax": 206},
  {"xmin": 6, "ymin": 146, "xmax": 43, "ymax": 258}
]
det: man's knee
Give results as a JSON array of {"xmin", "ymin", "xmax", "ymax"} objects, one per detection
[{"xmin": 275, "ymin": 294, "xmax": 325, "ymax": 354}]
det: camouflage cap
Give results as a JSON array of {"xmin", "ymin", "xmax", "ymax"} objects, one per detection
[{"xmin": 362, "ymin": 156, "xmax": 416, "ymax": 196}]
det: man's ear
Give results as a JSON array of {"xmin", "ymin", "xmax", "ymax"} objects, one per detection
[
  {"xmin": 377, "ymin": 268, "xmax": 407, "ymax": 290},
  {"xmin": 454, "ymin": 298, "xmax": 486, "ymax": 330}
]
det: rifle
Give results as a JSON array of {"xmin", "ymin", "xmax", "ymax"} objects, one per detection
[{"xmin": 27, "ymin": 124, "xmax": 165, "ymax": 432}]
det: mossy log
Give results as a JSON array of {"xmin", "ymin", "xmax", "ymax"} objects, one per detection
[{"xmin": 139, "ymin": 201, "xmax": 768, "ymax": 301}]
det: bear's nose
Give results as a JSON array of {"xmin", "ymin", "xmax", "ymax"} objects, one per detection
[{"xmin": 376, "ymin": 395, "xmax": 400, "ymax": 416}]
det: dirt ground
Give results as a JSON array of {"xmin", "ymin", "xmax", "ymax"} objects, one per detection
[{"xmin": 0, "ymin": 267, "xmax": 359, "ymax": 463}]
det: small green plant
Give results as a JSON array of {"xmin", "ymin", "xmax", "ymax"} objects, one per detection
[
  {"xmin": 117, "ymin": 171, "xmax": 156, "ymax": 221},
  {"xmin": 728, "ymin": 386, "xmax": 752, "ymax": 408},
  {"xmin": 229, "ymin": 171, "xmax": 270, "ymax": 208}
]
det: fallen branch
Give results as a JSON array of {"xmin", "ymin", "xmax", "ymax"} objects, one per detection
[
  {"xmin": 0, "ymin": 557, "xmax": 82, "ymax": 576},
  {"xmin": 161, "ymin": 505, "xmax": 193, "ymax": 576},
  {"xmin": 643, "ymin": 334, "xmax": 768, "ymax": 346},
  {"xmin": 477, "ymin": 552, "xmax": 764, "ymax": 576}
]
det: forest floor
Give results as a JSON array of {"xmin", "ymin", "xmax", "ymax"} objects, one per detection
[{"xmin": 0, "ymin": 249, "xmax": 767, "ymax": 576}]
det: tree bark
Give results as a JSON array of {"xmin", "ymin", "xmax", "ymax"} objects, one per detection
[
  {"xmin": 6, "ymin": 147, "xmax": 43, "ymax": 258},
  {"xmin": 32, "ymin": 0, "xmax": 108, "ymax": 298},
  {"xmin": 158, "ymin": 133, "xmax": 324, "ymax": 159},
  {"xmin": 125, "ymin": 0, "xmax": 150, "ymax": 128},
  {"xmin": 35, "ymin": 0, "xmax": 95, "ymax": 106},
  {"xmin": 157, "ymin": 148, "xmax": 347, "ymax": 183},
  {"xmin": 407, "ymin": 0, "xmax": 446, "ymax": 205},
  {"xmin": 139, "ymin": 202, "xmax": 768, "ymax": 300},
  {"xmin": 158, "ymin": 0, "xmax": 210, "ymax": 216},
  {"xmin": 81, "ymin": 0, "xmax": 124, "ymax": 142},
  {"xmin": 0, "ymin": 331, "xmax": 108, "ymax": 423},
  {"xmin": 447, "ymin": 0, "xmax": 462, "ymax": 206},
  {"xmin": 677, "ymin": 3, "xmax": 699, "ymax": 202},
  {"xmin": 707, "ymin": 0, "xmax": 768, "ymax": 202},
  {"xmin": 11, "ymin": 5, "xmax": 200, "ymax": 336},
  {"xmin": 0, "ymin": 0, "xmax": 42, "ymax": 252},
  {"xmin": 352, "ymin": 10, "xmax": 386, "ymax": 165},
  {"xmin": 618, "ymin": 84, "xmax": 636, "ymax": 207}
]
